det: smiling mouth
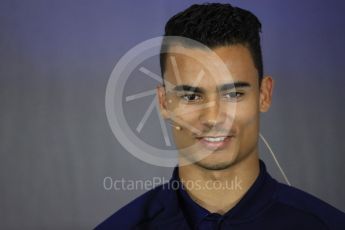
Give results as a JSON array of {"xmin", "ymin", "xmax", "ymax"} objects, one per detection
[{"xmin": 196, "ymin": 135, "xmax": 233, "ymax": 150}]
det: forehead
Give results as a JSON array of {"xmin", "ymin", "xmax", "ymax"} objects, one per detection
[{"xmin": 164, "ymin": 44, "xmax": 258, "ymax": 88}]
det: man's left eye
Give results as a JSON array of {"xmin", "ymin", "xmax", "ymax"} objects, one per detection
[{"xmin": 223, "ymin": 91, "xmax": 244, "ymax": 100}]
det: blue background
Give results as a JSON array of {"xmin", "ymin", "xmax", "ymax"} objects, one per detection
[{"xmin": 1, "ymin": 0, "xmax": 345, "ymax": 228}]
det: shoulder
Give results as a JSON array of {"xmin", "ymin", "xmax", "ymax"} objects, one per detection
[
  {"xmin": 94, "ymin": 182, "xmax": 177, "ymax": 229},
  {"xmin": 272, "ymin": 181, "xmax": 345, "ymax": 229}
]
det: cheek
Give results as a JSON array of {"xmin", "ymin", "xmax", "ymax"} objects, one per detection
[
  {"xmin": 235, "ymin": 99, "xmax": 260, "ymax": 134},
  {"xmin": 170, "ymin": 107, "xmax": 200, "ymax": 146},
  {"xmin": 232, "ymin": 103, "xmax": 260, "ymax": 157},
  {"xmin": 169, "ymin": 103, "xmax": 202, "ymax": 126}
]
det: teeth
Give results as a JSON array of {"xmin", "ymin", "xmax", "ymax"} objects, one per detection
[{"xmin": 203, "ymin": 136, "xmax": 226, "ymax": 142}]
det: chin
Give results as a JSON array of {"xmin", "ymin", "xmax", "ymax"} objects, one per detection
[
  {"xmin": 192, "ymin": 150, "xmax": 239, "ymax": 170},
  {"xmin": 194, "ymin": 160, "xmax": 236, "ymax": 171}
]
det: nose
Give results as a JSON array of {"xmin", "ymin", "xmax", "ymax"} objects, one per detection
[{"xmin": 199, "ymin": 99, "xmax": 224, "ymax": 129}]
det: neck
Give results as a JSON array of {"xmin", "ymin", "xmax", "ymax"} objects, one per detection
[{"xmin": 178, "ymin": 152, "xmax": 260, "ymax": 214}]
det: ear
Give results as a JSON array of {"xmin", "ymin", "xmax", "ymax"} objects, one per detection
[
  {"xmin": 157, "ymin": 84, "xmax": 169, "ymax": 119},
  {"xmin": 259, "ymin": 76, "xmax": 274, "ymax": 112}
]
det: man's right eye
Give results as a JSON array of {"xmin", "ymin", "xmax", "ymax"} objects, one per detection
[{"xmin": 180, "ymin": 94, "xmax": 202, "ymax": 102}]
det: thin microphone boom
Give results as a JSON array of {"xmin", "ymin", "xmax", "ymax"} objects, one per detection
[{"xmin": 167, "ymin": 120, "xmax": 182, "ymax": 130}]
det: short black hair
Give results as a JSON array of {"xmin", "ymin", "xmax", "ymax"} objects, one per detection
[{"xmin": 160, "ymin": 3, "xmax": 263, "ymax": 83}]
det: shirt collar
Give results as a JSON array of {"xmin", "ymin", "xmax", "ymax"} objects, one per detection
[{"xmin": 171, "ymin": 159, "xmax": 278, "ymax": 228}]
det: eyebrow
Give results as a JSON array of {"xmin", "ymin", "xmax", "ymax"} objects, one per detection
[{"xmin": 173, "ymin": 81, "xmax": 251, "ymax": 93}]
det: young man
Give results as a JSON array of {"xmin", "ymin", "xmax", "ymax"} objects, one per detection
[{"xmin": 97, "ymin": 3, "xmax": 345, "ymax": 229}]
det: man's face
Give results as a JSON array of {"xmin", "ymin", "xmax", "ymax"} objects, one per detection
[{"xmin": 158, "ymin": 44, "xmax": 273, "ymax": 170}]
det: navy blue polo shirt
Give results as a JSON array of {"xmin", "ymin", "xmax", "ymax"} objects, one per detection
[{"xmin": 96, "ymin": 160, "xmax": 345, "ymax": 229}]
